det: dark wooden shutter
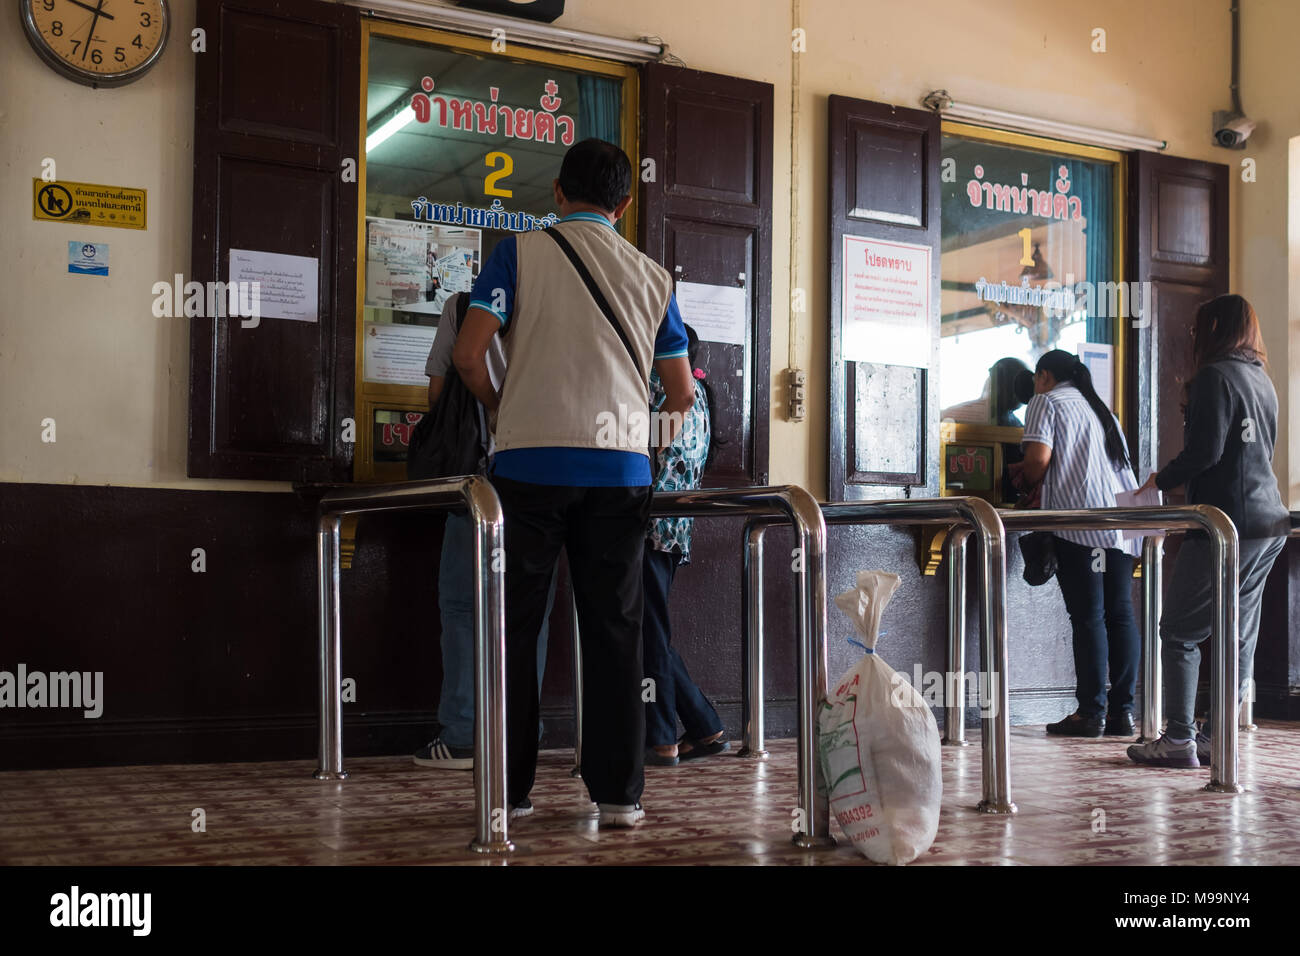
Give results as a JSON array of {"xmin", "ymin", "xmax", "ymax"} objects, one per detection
[
  {"xmin": 189, "ymin": 0, "xmax": 359, "ymax": 481},
  {"xmin": 641, "ymin": 64, "xmax": 773, "ymax": 487},
  {"xmin": 827, "ymin": 96, "xmax": 941, "ymax": 501},
  {"xmin": 1127, "ymin": 152, "xmax": 1229, "ymax": 489}
]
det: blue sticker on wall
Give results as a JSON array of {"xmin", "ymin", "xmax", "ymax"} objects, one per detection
[{"xmin": 68, "ymin": 240, "xmax": 109, "ymax": 276}]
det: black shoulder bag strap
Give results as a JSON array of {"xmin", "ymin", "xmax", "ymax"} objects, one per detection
[{"xmin": 541, "ymin": 226, "xmax": 646, "ymax": 383}]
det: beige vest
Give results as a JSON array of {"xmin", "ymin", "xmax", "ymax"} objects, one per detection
[{"xmin": 496, "ymin": 219, "xmax": 673, "ymax": 457}]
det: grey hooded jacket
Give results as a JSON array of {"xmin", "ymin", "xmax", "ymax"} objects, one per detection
[{"xmin": 1156, "ymin": 351, "xmax": 1289, "ymax": 539}]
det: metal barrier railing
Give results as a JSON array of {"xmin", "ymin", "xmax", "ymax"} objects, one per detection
[
  {"xmin": 641, "ymin": 486, "xmax": 833, "ymax": 847},
  {"xmin": 313, "ymin": 477, "xmax": 511, "ymax": 855},
  {"xmin": 741, "ymin": 498, "xmax": 1014, "ymax": 814},
  {"xmin": 942, "ymin": 506, "xmax": 1242, "ymax": 793}
]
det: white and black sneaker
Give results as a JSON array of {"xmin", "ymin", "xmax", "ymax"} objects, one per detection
[
  {"xmin": 510, "ymin": 797, "xmax": 534, "ymax": 820},
  {"xmin": 598, "ymin": 802, "xmax": 645, "ymax": 828},
  {"xmin": 412, "ymin": 736, "xmax": 473, "ymax": 770}
]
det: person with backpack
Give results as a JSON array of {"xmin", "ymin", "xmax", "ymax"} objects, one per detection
[
  {"xmin": 1127, "ymin": 294, "xmax": 1289, "ymax": 768},
  {"xmin": 1019, "ymin": 349, "xmax": 1141, "ymax": 738},
  {"xmin": 411, "ymin": 291, "xmax": 554, "ymax": 769},
  {"xmin": 643, "ymin": 326, "xmax": 728, "ymax": 767},
  {"xmin": 452, "ymin": 139, "xmax": 696, "ymax": 826}
]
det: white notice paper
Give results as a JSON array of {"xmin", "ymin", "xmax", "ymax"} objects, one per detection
[
  {"xmin": 1079, "ymin": 342, "xmax": 1114, "ymax": 410},
  {"xmin": 229, "ymin": 248, "xmax": 319, "ymax": 323},
  {"xmin": 841, "ymin": 234, "xmax": 931, "ymax": 368},
  {"xmin": 1115, "ymin": 486, "xmax": 1162, "ymax": 539},
  {"xmin": 675, "ymin": 281, "xmax": 747, "ymax": 346},
  {"xmin": 363, "ymin": 321, "xmax": 439, "ymax": 387}
]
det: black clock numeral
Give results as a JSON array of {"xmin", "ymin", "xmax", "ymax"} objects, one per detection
[
  {"xmin": 115, "ymin": 46, "xmax": 126, "ymax": 62},
  {"xmin": 70, "ymin": 39, "xmax": 81, "ymax": 55},
  {"xmin": 90, "ymin": 48, "xmax": 103, "ymax": 64},
  {"xmin": 51, "ymin": 20, "xmax": 63, "ymax": 37},
  {"xmin": 132, "ymin": 34, "xmax": 143, "ymax": 48},
  {"xmin": 140, "ymin": 12, "xmax": 152, "ymax": 27},
  {"xmin": 42, "ymin": 0, "xmax": 55, "ymax": 11}
]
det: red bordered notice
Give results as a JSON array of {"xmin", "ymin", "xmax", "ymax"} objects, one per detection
[{"xmin": 841, "ymin": 235, "xmax": 931, "ymax": 368}]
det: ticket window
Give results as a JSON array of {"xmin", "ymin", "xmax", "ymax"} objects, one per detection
[
  {"xmin": 938, "ymin": 125, "xmax": 1125, "ymax": 505},
  {"xmin": 355, "ymin": 22, "xmax": 637, "ymax": 481}
]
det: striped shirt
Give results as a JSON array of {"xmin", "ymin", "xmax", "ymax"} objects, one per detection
[{"xmin": 1022, "ymin": 384, "xmax": 1138, "ymax": 555}]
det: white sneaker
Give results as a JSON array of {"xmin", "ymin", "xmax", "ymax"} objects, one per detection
[
  {"xmin": 598, "ymin": 802, "xmax": 645, "ymax": 827},
  {"xmin": 509, "ymin": 797, "xmax": 534, "ymax": 820},
  {"xmin": 1196, "ymin": 730, "xmax": 1212, "ymax": 766}
]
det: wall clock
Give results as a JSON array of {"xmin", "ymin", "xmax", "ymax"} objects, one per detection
[{"xmin": 20, "ymin": 0, "xmax": 170, "ymax": 88}]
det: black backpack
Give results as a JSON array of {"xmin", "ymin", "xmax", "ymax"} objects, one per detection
[{"xmin": 406, "ymin": 295, "xmax": 489, "ymax": 480}]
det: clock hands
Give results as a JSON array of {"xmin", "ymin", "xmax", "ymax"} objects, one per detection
[
  {"xmin": 80, "ymin": 0, "xmax": 111, "ymax": 61},
  {"xmin": 65, "ymin": 0, "xmax": 115, "ymax": 19}
]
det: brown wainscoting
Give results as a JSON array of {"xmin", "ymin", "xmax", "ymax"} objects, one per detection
[
  {"xmin": 7, "ymin": 483, "xmax": 1287, "ymax": 771},
  {"xmin": 0, "ymin": 484, "xmax": 810, "ymax": 770}
]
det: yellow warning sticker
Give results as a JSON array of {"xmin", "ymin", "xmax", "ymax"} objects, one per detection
[{"xmin": 33, "ymin": 179, "xmax": 147, "ymax": 230}]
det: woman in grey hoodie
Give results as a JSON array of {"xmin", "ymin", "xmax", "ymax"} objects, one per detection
[{"xmin": 1128, "ymin": 294, "xmax": 1289, "ymax": 768}]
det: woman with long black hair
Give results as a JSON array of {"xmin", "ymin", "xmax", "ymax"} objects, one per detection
[
  {"xmin": 1019, "ymin": 349, "xmax": 1141, "ymax": 737},
  {"xmin": 1128, "ymin": 294, "xmax": 1289, "ymax": 768}
]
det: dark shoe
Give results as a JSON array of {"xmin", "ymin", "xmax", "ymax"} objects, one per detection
[
  {"xmin": 1104, "ymin": 712, "xmax": 1136, "ymax": 737},
  {"xmin": 645, "ymin": 747, "xmax": 679, "ymax": 767},
  {"xmin": 1045, "ymin": 712, "xmax": 1103, "ymax": 737},
  {"xmin": 413, "ymin": 736, "xmax": 473, "ymax": 770},
  {"xmin": 677, "ymin": 734, "xmax": 730, "ymax": 760}
]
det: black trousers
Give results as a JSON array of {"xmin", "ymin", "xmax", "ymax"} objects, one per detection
[{"xmin": 492, "ymin": 475, "xmax": 652, "ymax": 807}]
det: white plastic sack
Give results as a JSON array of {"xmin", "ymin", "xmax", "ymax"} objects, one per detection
[{"xmin": 817, "ymin": 570, "xmax": 942, "ymax": 864}]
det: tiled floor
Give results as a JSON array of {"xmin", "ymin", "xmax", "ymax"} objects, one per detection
[{"xmin": 2, "ymin": 722, "xmax": 1297, "ymax": 865}]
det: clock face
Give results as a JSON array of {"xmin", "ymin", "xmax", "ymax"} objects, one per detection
[{"xmin": 22, "ymin": 0, "xmax": 170, "ymax": 87}]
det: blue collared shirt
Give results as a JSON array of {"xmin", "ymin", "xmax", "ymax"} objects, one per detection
[{"xmin": 469, "ymin": 212, "xmax": 689, "ymax": 487}]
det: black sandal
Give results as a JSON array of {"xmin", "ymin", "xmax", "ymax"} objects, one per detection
[{"xmin": 677, "ymin": 733, "xmax": 729, "ymax": 761}]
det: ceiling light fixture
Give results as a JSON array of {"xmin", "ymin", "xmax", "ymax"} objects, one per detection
[
  {"xmin": 922, "ymin": 90, "xmax": 1167, "ymax": 152},
  {"xmin": 347, "ymin": 1, "xmax": 665, "ymax": 63}
]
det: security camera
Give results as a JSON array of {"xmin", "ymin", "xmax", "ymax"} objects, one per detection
[{"xmin": 1213, "ymin": 110, "xmax": 1256, "ymax": 149}]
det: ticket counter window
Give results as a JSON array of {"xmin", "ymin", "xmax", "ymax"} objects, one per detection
[
  {"xmin": 939, "ymin": 129, "xmax": 1122, "ymax": 429},
  {"xmin": 356, "ymin": 23, "xmax": 634, "ymax": 479},
  {"xmin": 938, "ymin": 127, "xmax": 1124, "ymax": 503}
]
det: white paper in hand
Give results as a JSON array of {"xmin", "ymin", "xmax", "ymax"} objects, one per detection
[{"xmin": 1115, "ymin": 486, "xmax": 1162, "ymax": 539}]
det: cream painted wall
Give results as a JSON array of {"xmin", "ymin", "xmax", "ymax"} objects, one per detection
[
  {"xmin": 2, "ymin": 0, "xmax": 1292, "ymax": 501},
  {"xmin": 0, "ymin": 2, "xmax": 291, "ymax": 490},
  {"xmin": 1237, "ymin": 2, "xmax": 1300, "ymax": 506}
]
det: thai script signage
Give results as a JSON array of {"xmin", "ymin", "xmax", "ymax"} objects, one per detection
[
  {"xmin": 965, "ymin": 163, "xmax": 1082, "ymax": 221},
  {"xmin": 841, "ymin": 234, "xmax": 931, "ymax": 368}
]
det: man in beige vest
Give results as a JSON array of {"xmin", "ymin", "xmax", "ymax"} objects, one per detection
[{"xmin": 453, "ymin": 139, "xmax": 695, "ymax": 827}]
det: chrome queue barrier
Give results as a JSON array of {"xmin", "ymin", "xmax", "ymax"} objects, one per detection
[
  {"xmin": 569, "ymin": 588, "xmax": 583, "ymax": 778},
  {"xmin": 565, "ymin": 486, "xmax": 830, "ymax": 846},
  {"xmin": 314, "ymin": 477, "xmax": 512, "ymax": 855},
  {"xmin": 946, "ymin": 506, "xmax": 1241, "ymax": 793},
  {"xmin": 1141, "ymin": 536, "xmax": 1164, "ymax": 741},
  {"xmin": 743, "ymin": 497, "xmax": 1013, "ymax": 814},
  {"xmin": 632, "ymin": 486, "xmax": 832, "ymax": 847}
]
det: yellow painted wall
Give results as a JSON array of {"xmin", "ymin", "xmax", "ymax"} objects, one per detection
[{"xmin": 2, "ymin": 0, "xmax": 1295, "ymax": 502}]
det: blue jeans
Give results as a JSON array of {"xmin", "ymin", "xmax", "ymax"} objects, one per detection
[
  {"xmin": 437, "ymin": 512, "xmax": 554, "ymax": 749},
  {"xmin": 1052, "ymin": 537, "xmax": 1140, "ymax": 720},
  {"xmin": 1160, "ymin": 535, "xmax": 1285, "ymax": 741},
  {"xmin": 642, "ymin": 545, "xmax": 722, "ymax": 747}
]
